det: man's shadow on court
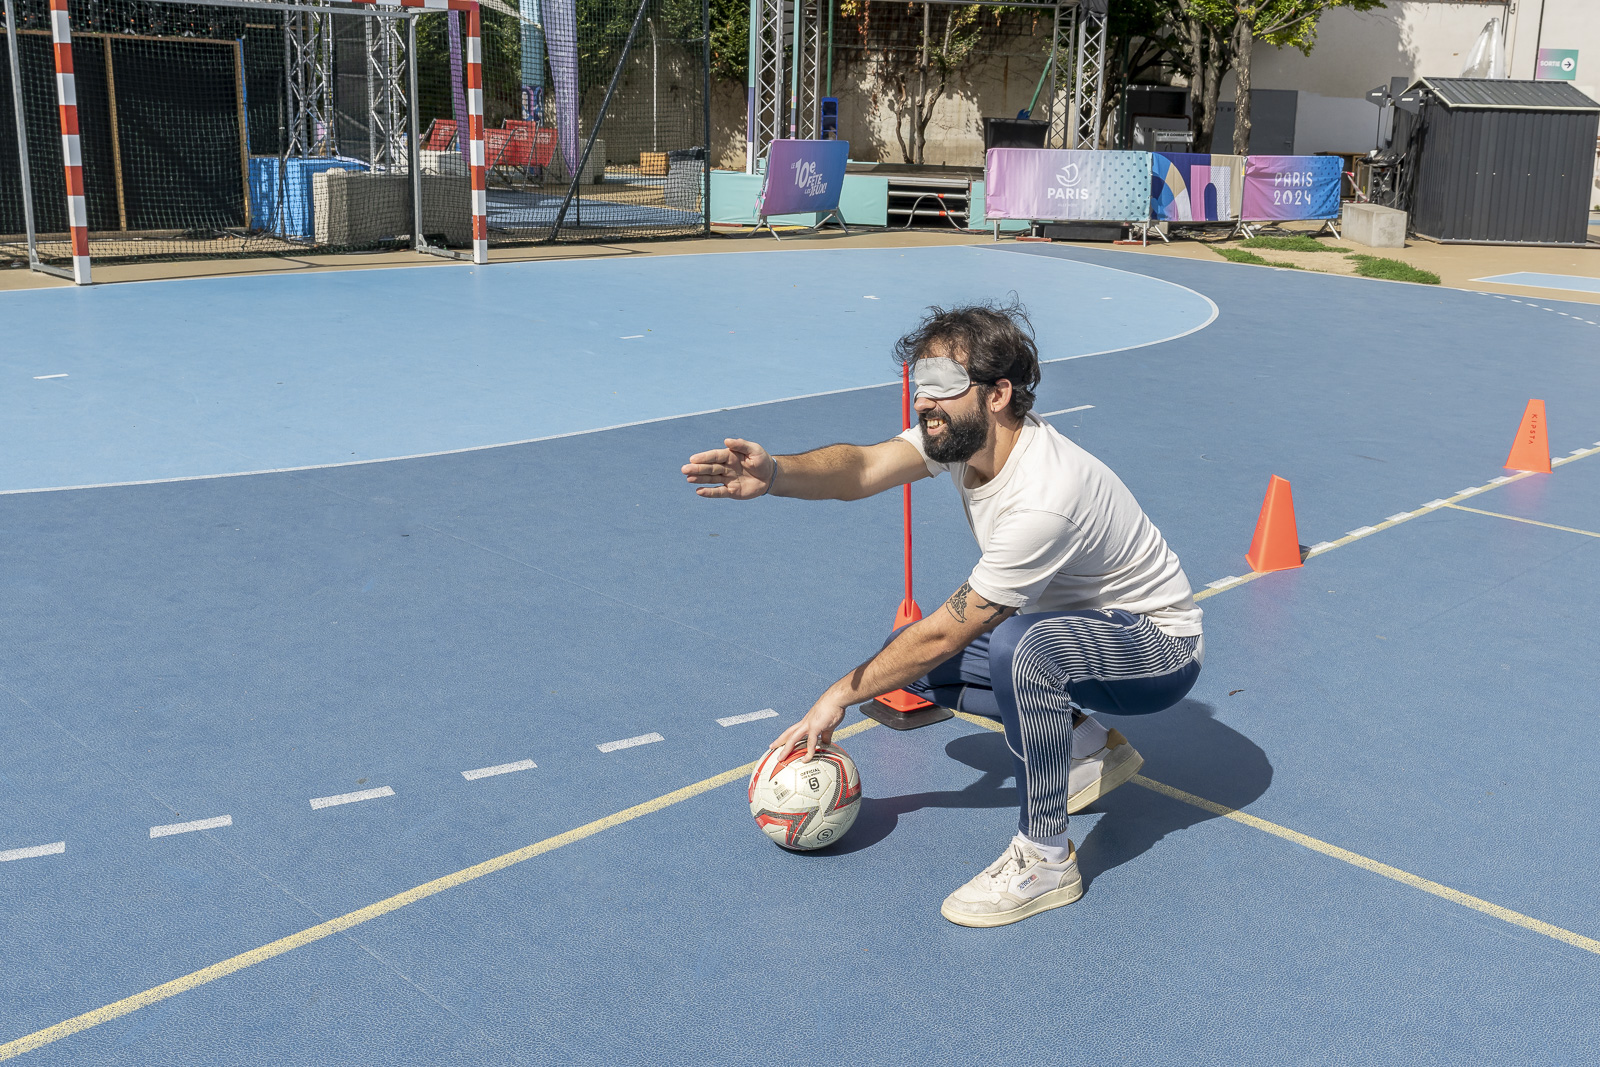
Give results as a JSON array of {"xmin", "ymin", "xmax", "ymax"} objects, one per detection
[{"xmin": 828, "ymin": 699, "xmax": 1272, "ymax": 885}]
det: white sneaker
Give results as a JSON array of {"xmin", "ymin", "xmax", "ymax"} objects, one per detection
[
  {"xmin": 941, "ymin": 838, "xmax": 1084, "ymax": 928},
  {"xmin": 1067, "ymin": 724, "xmax": 1143, "ymax": 814}
]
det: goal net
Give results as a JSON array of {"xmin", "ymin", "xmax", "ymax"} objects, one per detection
[{"xmin": 2, "ymin": 0, "xmax": 707, "ymax": 282}]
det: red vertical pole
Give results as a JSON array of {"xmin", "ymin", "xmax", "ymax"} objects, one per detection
[{"xmin": 894, "ymin": 362, "xmax": 922, "ymax": 629}]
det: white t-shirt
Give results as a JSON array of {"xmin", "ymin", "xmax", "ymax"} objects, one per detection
[{"xmin": 898, "ymin": 415, "xmax": 1202, "ymax": 637}]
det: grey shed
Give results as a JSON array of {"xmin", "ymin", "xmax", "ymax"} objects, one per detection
[{"xmin": 1399, "ymin": 78, "xmax": 1598, "ymax": 247}]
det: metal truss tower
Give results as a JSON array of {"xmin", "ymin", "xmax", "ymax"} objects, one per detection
[
  {"xmin": 365, "ymin": 13, "xmax": 409, "ymax": 168},
  {"xmin": 286, "ymin": 7, "xmax": 337, "ymax": 157},
  {"xmin": 1070, "ymin": 0, "xmax": 1108, "ymax": 149},
  {"xmin": 747, "ymin": 0, "xmax": 1108, "ymax": 168}
]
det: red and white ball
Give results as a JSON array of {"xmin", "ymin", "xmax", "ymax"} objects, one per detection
[{"xmin": 748, "ymin": 741, "xmax": 862, "ymax": 850}]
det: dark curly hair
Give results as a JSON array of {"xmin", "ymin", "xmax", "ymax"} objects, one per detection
[{"xmin": 892, "ymin": 298, "xmax": 1041, "ymax": 420}]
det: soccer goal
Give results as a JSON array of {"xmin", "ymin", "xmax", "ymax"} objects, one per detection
[{"xmin": 1, "ymin": 0, "xmax": 490, "ymax": 283}]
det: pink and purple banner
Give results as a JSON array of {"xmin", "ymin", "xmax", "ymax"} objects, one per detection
[
  {"xmin": 1240, "ymin": 155, "xmax": 1342, "ymax": 221},
  {"xmin": 984, "ymin": 149, "xmax": 1152, "ymax": 222},
  {"xmin": 757, "ymin": 140, "xmax": 850, "ymax": 217}
]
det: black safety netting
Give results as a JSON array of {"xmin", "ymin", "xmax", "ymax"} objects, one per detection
[
  {"xmin": 2, "ymin": 0, "xmax": 707, "ymax": 272},
  {"xmin": 414, "ymin": 0, "xmax": 709, "ymax": 246}
]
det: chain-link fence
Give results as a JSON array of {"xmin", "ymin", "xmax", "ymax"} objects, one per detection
[{"xmin": 2, "ymin": 0, "xmax": 708, "ymax": 278}]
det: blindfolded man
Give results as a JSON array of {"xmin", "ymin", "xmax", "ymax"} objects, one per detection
[{"xmin": 682, "ymin": 301, "xmax": 1202, "ymax": 928}]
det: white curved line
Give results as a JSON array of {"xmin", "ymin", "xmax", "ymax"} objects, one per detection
[
  {"xmin": 3, "ymin": 250, "xmax": 1217, "ymax": 496},
  {"xmin": 978, "ymin": 244, "xmax": 1221, "ymax": 361}
]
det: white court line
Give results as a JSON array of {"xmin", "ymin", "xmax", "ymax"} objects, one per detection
[
  {"xmin": 1385, "ymin": 512, "xmax": 1413, "ymax": 523},
  {"xmin": 1038, "ymin": 404, "xmax": 1094, "ymax": 417},
  {"xmin": 620, "ymin": 335, "xmax": 644, "ymax": 339},
  {"xmin": 1346, "ymin": 526, "xmax": 1378, "ymax": 538},
  {"xmin": 309, "ymin": 786, "xmax": 394, "ymax": 810},
  {"xmin": 461, "ymin": 759, "xmax": 536, "ymax": 781},
  {"xmin": 717, "ymin": 709, "xmax": 779, "ymax": 727},
  {"xmin": 1204, "ymin": 576, "xmax": 1243, "ymax": 590},
  {"xmin": 1308, "ymin": 541, "xmax": 1337, "ymax": 555},
  {"xmin": 0, "ymin": 841, "xmax": 65, "ymax": 862},
  {"xmin": 598, "ymin": 733, "xmax": 664, "ymax": 753},
  {"xmin": 150, "ymin": 815, "xmax": 231, "ymax": 839},
  {"xmin": 32, "ymin": 374, "xmax": 68, "ymax": 380}
]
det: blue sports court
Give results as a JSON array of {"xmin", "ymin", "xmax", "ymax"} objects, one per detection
[{"xmin": 3, "ymin": 243, "xmax": 1599, "ymax": 1064}]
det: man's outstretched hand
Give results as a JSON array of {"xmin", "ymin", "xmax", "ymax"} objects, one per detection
[{"xmin": 682, "ymin": 438, "xmax": 776, "ymax": 499}]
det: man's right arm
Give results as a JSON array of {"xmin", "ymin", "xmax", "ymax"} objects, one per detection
[
  {"xmin": 771, "ymin": 438, "xmax": 929, "ymax": 500},
  {"xmin": 683, "ymin": 437, "xmax": 928, "ymax": 501}
]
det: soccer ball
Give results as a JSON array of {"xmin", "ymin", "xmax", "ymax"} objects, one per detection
[{"xmin": 748, "ymin": 740, "xmax": 862, "ymax": 850}]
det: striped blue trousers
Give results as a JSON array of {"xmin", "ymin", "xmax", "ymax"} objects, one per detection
[{"xmin": 903, "ymin": 609, "xmax": 1201, "ymax": 837}]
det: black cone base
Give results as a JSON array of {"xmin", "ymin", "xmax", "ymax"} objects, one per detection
[{"xmin": 860, "ymin": 699, "xmax": 956, "ymax": 731}]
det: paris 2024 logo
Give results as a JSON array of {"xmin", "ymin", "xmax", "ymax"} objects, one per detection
[{"xmin": 1048, "ymin": 161, "xmax": 1088, "ymax": 201}]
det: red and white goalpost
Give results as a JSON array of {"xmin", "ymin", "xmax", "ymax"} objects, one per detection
[
  {"xmin": 354, "ymin": 0, "xmax": 488, "ymax": 266},
  {"xmin": 11, "ymin": 0, "xmax": 489, "ymax": 283}
]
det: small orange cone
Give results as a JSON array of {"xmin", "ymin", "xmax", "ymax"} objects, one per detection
[
  {"xmin": 1504, "ymin": 399, "xmax": 1551, "ymax": 473},
  {"xmin": 1245, "ymin": 475, "xmax": 1304, "ymax": 573}
]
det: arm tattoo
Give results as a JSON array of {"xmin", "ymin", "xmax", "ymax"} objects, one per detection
[
  {"xmin": 944, "ymin": 581, "xmax": 1015, "ymax": 626},
  {"xmin": 946, "ymin": 582, "xmax": 972, "ymax": 623}
]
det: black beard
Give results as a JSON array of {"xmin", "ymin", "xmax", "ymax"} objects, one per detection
[{"xmin": 920, "ymin": 406, "xmax": 989, "ymax": 464}]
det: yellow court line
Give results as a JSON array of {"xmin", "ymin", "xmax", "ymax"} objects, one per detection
[
  {"xmin": 1444, "ymin": 502, "xmax": 1600, "ymax": 539},
  {"xmin": 0, "ymin": 719, "xmax": 880, "ymax": 1062},
  {"xmin": 950, "ymin": 711, "xmax": 1600, "ymax": 956}
]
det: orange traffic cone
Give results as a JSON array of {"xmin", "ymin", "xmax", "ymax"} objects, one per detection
[
  {"xmin": 1245, "ymin": 475, "xmax": 1304, "ymax": 573},
  {"xmin": 1505, "ymin": 399, "xmax": 1551, "ymax": 473}
]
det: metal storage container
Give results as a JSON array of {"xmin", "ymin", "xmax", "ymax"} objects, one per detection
[{"xmin": 1401, "ymin": 78, "xmax": 1598, "ymax": 246}]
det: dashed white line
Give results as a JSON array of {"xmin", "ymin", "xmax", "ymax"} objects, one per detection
[
  {"xmin": 150, "ymin": 815, "xmax": 232, "ymax": 838},
  {"xmin": 0, "ymin": 841, "xmax": 65, "ymax": 862},
  {"xmin": 598, "ymin": 733, "xmax": 664, "ymax": 753},
  {"xmin": 1205, "ymin": 576, "xmax": 1243, "ymax": 590},
  {"xmin": 462, "ymin": 759, "xmax": 536, "ymax": 781},
  {"xmin": 1385, "ymin": 512, "xmax": 1413, "ymax": 523},
  {"xmin": 1308, "ymin": 541, "xmax": 1337, "ymax": 555},
  {"xmin": 1489, "ymin": 475, "xmax": 1513, "ymax": 485},
  {"xmin": 309, "ymin": 786, "xmax": 394, "ymax": 810},
  {"xmin": 717, "ymin": 709, "xmax": 779, "ymax": 727},
  {"xmin": 1346, "ymin": 526, "xmax": 1378, "ymax": 538},
  {"xmin": 32, "ymin": 373, "xmax": 68, "ymax": 380},
  {"xmin": 620, "ymin": 334, "xmax": 644, "ymax": 339},
  {"xmin": 1038, "ymin": 405, "xmax": 1095, "ymax": 417},
  {"xmin": 1422, "ymin": 499, "xmax": 1448, "ymax": 509}
]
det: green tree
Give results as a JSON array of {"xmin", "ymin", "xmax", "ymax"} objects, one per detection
[
  {"xmin": 1180, "ymin": 0, "xmax": 1383, "ymax": 154},
  {"xmin": 708, "ymin": 0, "xmax": 750, "ymax": 83}
]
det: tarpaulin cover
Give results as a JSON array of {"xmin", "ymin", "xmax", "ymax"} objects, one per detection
[
  {"xmin": 983, "ymin": 149, "xmax": 1152, "ymax": 221},
  {"xmin": 1240, "ymin": 155, "xmax": 1343, "ymax": 221},
  {"xmin": 544, "ymin": 0, "xmax": 580, "ymax": 176},
  {"xmin": 1150, "ymin": 153, "xmax": 1246, "ymax": 222}
]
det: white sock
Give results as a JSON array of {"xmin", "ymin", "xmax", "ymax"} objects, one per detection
[
  {"xmin": 1017, "ymin": 830, "xmax": 1073, "ymax": 864},
  {"xmin": 1071, "ymin": 713, "xmax": 1109, "ymax": 758}
]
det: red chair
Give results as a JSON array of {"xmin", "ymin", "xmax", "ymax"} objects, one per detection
[{"xmin": 422, "ymin": 119, "xmax": 458, "ymax": 151}]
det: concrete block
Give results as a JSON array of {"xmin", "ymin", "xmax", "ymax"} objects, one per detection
[
  {"xmin": 312, "ymin": 169, "xmax": 472, "ymax": 248},
  {"xmin": 1343, "ymin": 202, "xmax": 1407, "ymax": 248}
]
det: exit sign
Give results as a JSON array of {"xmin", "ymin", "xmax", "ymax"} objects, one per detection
[{"xmin": 1535, "ymin": 49, "xmax": 1578, "ymax": 81}]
